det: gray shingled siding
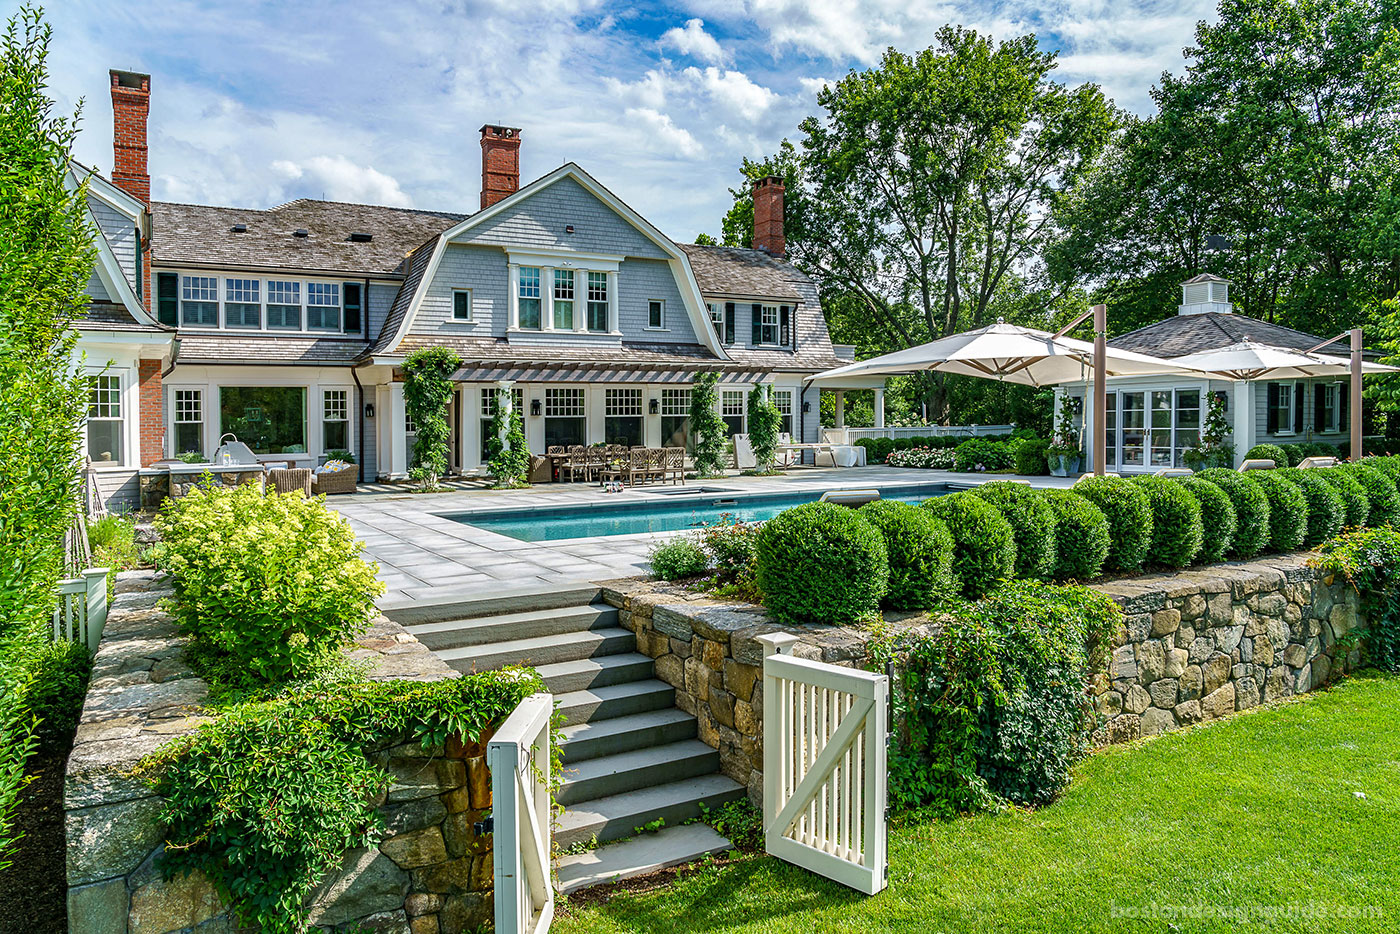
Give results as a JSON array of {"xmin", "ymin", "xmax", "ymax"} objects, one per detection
[
  {"xmin": 367, "ymin": 284, "xmax": 398, "ymax": 345},
  {"xmin": 800, "ymin": 384, "xmax": 821, "ymax": 445},
  {"xmin": 84, "ymin": 268, "xmax": 109, "ymax": 301},
  {"xmin": 618, "ymin": 258, "xmax": 697, "ymax": 343},
  {"xmin": 96, "ymin": 470, "xmax": 140, "ymax": 512},
  {"xmin": 1254, "ymin": 377, "xmax": 1350, "ymax": 452},
  {"xmin": 360, "ymin": 387, "xmax": 377, "ymax": 481},
  {"xmin": 90, "ymin": 196, "xmax": 138, "ymax": 287},
  {"xmin": 412, "ymin": 244, "xmax": 508, "ymax": 337},
  {"xmin": 454, "ymin": 176, "xmax": 668, "ymax": 260}
]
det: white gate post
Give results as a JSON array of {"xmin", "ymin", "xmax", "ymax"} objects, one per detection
[
  {"xmin": 758, "ymin": 632, "xmax": 800, "ymax": 832},
  {"xmin": 489, "ymin": 692, "xmax": 555, "ymax": 934},
  {"xmin": 82, "ymin": 567, "xmax": 109, "ymax": 653}
]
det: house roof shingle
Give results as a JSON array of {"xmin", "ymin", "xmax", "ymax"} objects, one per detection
[
  {"xmin": 150, "ymin": 199, "xmax": 467, "ymax": 277},
  {"xmin": 175, "ymin": 332, "xmax": 367, "ymax": 365},
  {"xmin": 78, "ymin": 300, "xmax": 171, "ymax": 333},
  {"xmin": 677, "ymin": 243, "xmax": 804, "ymax": 302},
  {"xmin": 1109, "ymin": 313, "xmax": 1359, "ymax": 359}
]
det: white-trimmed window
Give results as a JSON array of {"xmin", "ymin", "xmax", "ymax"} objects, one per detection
[
  {"xmin": 87, "ymin": 374, "xmax": 124, "ymax": 465},
  {"xmin": 708, "ymin": 302, "xmax": 725, "ymax": 342},
  {"xmin": 605, "ymin": 387, "xmax": 643, "ymax": 416},
  {"xmin": 518, "ymin": 267, "xmax": 542, "ymax": 329},
  {"xmin": 774, "ymin": 389, "xmax": 793, "ymax": 436},
  {"xmin": 553, "ymin": 270, "xmax": 575, "ymax": 330},
  {"xmin": 1321, "ymin": 382, "xmax": 1342, "ymax": 432},
  {"xmin": 604, "ymin": 387, "xmax": 643, "ymax": 447},
  {"xmin": 323, "ymin": 389, "xmax": 349, "ymax": 452},
  {"xmin": 306, "ymin": 282, "xmax": 341, "ymax": 331},
  {"xmin": 453, "ymin": 289, "xmax": 472, "ymax": 321},
  {"xmin": 586, "ymin": 272, "xmax": 609, "ymax": 332},
  {"xmin": 545, "ymin": 387, "xmax": 586, "ymax": 448},
  {"xmin": 181, "ymin": 276, "xmax": 218, "ymax": 326},
  {"xmin": 545, "ymin": 387, "xmax": 586, "ymax": 417},
  {"xmin": 225, "ymin": 278, "xmax": 260, "ymax": 328},
  {"xmin": 648, "ymin": 299, "xmax": 665, "ymax": 329},
  {"xmin": 268, "ymin": 280, "xmax": 301, "ymax": 329},
  {"xmin": 479, "ymin": 386, "xmax": 523, "ymax": 460},
  {"xmin": 1271, "ymin": 381, "xmax": 1296, "ymax": 435},
  {"xmin": 173, "ymin": 389, "xmax": 203, "ymax": 456},
  {"xmin": 759, "ymin": 304, "xmax": 780, "ymax": 345},
  {"xmin": 721, "ymin": 389, "xmax": 745, "ymax": 436},
  {"xmin": 660, "ymin": 388, "xmax": 691, "ymax": 450}
]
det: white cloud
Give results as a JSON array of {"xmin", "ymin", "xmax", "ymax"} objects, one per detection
[
  {"xmin": 660, "ymin": 17, "xmax": 727, "ymax": 64},
  {"xmin": 271, "ymin": 156, "xmax": 413, "ymax": 207},
  {"xmin": 688, "ymin": 66, "xmax": 779, "ymax": 122},
  {"xmin": 625, "ymin": 108, "xmax": 704, "ymax": 157}
]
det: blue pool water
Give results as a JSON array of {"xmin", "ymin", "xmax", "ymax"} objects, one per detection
[{"xmin": 449, "ymin": 483, "xmax": 954, "ymax": 541}]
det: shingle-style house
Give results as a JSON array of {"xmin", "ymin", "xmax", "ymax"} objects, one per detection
[
  {"xmin": 1059, "ymin": 274, "xmax": 1366, "ymax": 473},
  {"xmin": 76, "ymin": 71, "xmax": 846, "ymax": 506}
]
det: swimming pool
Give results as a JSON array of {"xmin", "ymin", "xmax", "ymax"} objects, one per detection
[{"xmin": 447, "ymin": 482, "xmax": 955, "ymax": 541}]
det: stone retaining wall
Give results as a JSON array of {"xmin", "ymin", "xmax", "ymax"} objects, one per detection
[
  {"xmin": 601, "ymin": 553, "xmax": 1362, "ymax": 803},
  {"xmin": 66, "ymin": 571, "xmax": 495, "ymax": 934}
]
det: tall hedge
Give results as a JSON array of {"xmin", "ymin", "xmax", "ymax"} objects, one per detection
[
  {"xmin": 1278, "ymin": 469, "xmax": 1345, "ymax": 546},
  {"xmin": 1070, "ymin": 477, "xmax": 1153, "ymax": 573},
  {"xmin": 1042, "ymin": 490, "xmax": 1110, "ymax": 582},
  {"xmin": 1196, "ymin": 469, "xmax": 1271, "ymax": 559},
  {"xmin": 1129, "ymin": 477, "xmax": 1204, "ymax": 568},
  {"xmin": 921, "ymin": 493, "xmax": 1016, "ymax": 599},
  {"xmin": 969, "ymin": 482, "xmax": 1057, "ymax": 580},
  {"xmin": 1343, "ymin": 463, "xmax": 1400, "ymax": 527},
  {"xmin": 1250, "ymin": 471, "xmax": 1309, "ymax": 552},
  {"xmin": 858, "ymin": 500, "xmax": 957, "ymax": 610},
  {"xmin": 754, "ymin": 502, "xmax": 889, "ymax": 624},
  {"xmin": 1315, "ymin": 467, "xmax": 1370, "ymax": 528},
  {"xmin": 1174, "ymin": 477, "xmax": 1236, "ymax": 565}
]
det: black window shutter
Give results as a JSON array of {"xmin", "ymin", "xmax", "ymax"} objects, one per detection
[
  {"xmin": 1266, "ymin": 382, "xmax": 1279, "ymax": 434},
  {"xmin": 779, "ymin": 305, "xmax": 791, "ymax": 346},
  {"xmin": 1314, "ymin": 382, "xmax": 1326, "ymax": 430},
  {"xmin": 1340, "ymin": 382, "xmax": 1349, "ymax": 429},
  {"xmin": 343, "ymin": 282, "xmax": 362, "ymax": 333},
  {"xmin": 751, "ymin": 303, "xmax": 763, "ymax": 344},
  {"xmin": 724, "ymin": 302, "xmax": 735, "ymax": 345},
  {"xmin": 156, "ymin": 272, "xmax": 178, "ymax": 326},
  {"xmin": 134, "ymin": 227, "xmax": 143, "ymax": 299},
  {"xmin": 1293, "ymin": 382, "xmax": 1304, "ymax": 433}
]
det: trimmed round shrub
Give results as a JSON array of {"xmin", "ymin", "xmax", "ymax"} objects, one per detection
[
  {"xmin": 970, "ymin": 481, "xmax": 1057, "ymax": 580},
  {"xmin": 1174, "ymin": 476, "xmax": 1236, "ymax": 564},
  {"xmin": 755, "ymin": 502, "xmax": 889, "ymax": 624},
  {"xmin": 1250, "ymin": 471, "xmax": 1309, "ymax": 552},
  {"xmin": 1343, "ymin": 463, "xmax": 1400, "ymax": 527},
  {"xmin": 1129, "ymin": 476, "xmax": 1203, "ymax": 568},
  {"xmin": 921, "ymin": 492, "xmax": 1016, "ymax": 599},
  {"xmin": 1278, "ymin": 468, "xmax": 1344, "ymax": 546},
  {"xmin": 1315, "ymin": 467, "xmax": 1370, "ymax": 528},
  {"xmin": 1197, "ymin": 468, "xmax": 1271, "ymax": 558},
  {"xmin": 648, "ymin": 537, "xmax": 708, "ymax": 581},
  {"xmin": 858, "ymin": 500, "xmax": 957, "ymax": 610},
  {"xmin": 1245, "ymin": 443, "xmax": 1289, "ymax": 467},
  {"xmin": 1042, "ymin": 490, "xmax": 1110, "ymax": 581},
  {"xmin": 1014, "ymin": 438, "xmax": 1050, "ymax": 476},
  {"xmin": 1363, "ymin": 455, "xmax": 1400, "ymax": 482},
  {"xmin": 1070, "ymin": 476, "xmax": 1153, "ymax": 573},
  {"xmin": 1278, "ymin": 443, "xmax": 1307, "ymax": 467}
]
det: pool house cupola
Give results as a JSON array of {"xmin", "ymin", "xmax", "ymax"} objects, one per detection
[{"xmin": 1178, "ymin": 273, "xmax": 1233, "ymax": 316}]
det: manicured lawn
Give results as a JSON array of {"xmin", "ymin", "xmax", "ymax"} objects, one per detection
[{"xmin": 556, "ymin": 672, "xmax": 1400, "ymax": 934}]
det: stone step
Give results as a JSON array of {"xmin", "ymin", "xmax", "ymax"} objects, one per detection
[
  {"xmin": 557, "ymin": 740, "xmax": 720, "ymax": 806},
  {"xmin": 554, "ymin": 823, "xmax": 733, "ymax": 895},
  {"xmin": 435, "ymin": 627, "xmax": 634, "ymax": 674},
  {"xmin": 381, "ymin": 582, "xmax": 603, "ymax": 627},
  {"xmin": 535, "ymin": 653, "xmax": 656, "ymax": 695},
  {"xmin": 558, "ymin": 708, "xmax": 697, "ymax": 764},
  {"xmin": 406, "ymin": 603, "xmax": 618, "ymax": 650},
  {"xmin": 555, "ymin": 680, "xmax": 675, "ymax": 728},
  {"xmin": 555, "ymin": 774, "xmax": 747, "ymax": 849}
]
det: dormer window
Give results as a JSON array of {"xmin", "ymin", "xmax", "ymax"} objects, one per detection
[
  {"xmin": 181, "ymin": 276, "xmax": 218, "ymax": 326},
  {"xmin": 306, "ymin": 282, "xmax": 341, "ymax": 330},
  {"xmin": 759, "ymin": 305, "xmax": 780, "ymax": 345},
  {"xmin": 518, "ymin": 266, "xmax": 542, "ymax": 330},
  {"xmin": 267, "ymin": 280, "xmax": 301, "ymax": 329},
  {"xmin": 225, "ymin": 278, "xmax": 260, "ymax": 328},
  {"xmin": 586, "ymin": 272, "xmax": 609, "ymax": 332}
]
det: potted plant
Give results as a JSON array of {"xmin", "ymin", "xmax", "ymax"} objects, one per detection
[
  {"xmin": 1182, "ymin": 391, "xmax": 1234, "ymax": 470},
  {"xmin": 1046, "ymin": 397, "xmax": 1082, "ymax": 477}
]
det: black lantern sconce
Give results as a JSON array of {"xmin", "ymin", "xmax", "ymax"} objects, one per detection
[
  {"xmin": 649, "ymin": 398, "xmax": 660, "ymax": 415},
  {"xmin": 802, "ymin": 400, "xmax": 812, "ymax": 414},
  {"xmin": 530, "ymin": 399, "xmax": 543, "ymax": 417},
  {"xmin": 364, "ymin": 403, "xmax": 375, "ymax": 419}
]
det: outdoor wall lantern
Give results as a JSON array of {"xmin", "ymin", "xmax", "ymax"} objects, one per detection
[
  {"xmin": 649, "ymin": 398, "xmax": 660, "ymax": 415},
  {"xmin": 364, "ymin": 403, "xmax": 375, "ymax": 419},
  {"xmin": 802, "ymin": 401, "xmax": 812, "ymax": 413},
  {"xmin": 530, "ymin": 399, "xmax": 543, "ymax": 417}
]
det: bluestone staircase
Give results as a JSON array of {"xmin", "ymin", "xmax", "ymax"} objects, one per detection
[{"xmin": 384, "ymin": 584, "xmax": 746, "ymax": 893}]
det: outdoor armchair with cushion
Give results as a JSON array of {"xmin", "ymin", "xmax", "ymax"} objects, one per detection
[
  {"xmin": 269, "ymin": 467, "xmax": 313, "ymax": 496},
  {"xmin": 311, "ymin": 461, "xmax": 358, "ymax": 495}
]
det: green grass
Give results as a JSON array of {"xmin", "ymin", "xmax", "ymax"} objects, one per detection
[{"xmin": 556, "ymin": 672, "xmax": 1400, "ymax": 934}]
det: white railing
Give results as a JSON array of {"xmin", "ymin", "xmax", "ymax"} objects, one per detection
[
  {"xmin": 489, "ymin": 692, "xmax": 555, "ymax": 934},
  {"xmin": 843, "ymin": 424, "xmax": 1016, "ymax": 442},
  {"xmin": 52, "ymin": 568, "xmax": 109, "ymax": 653},
  {"xmin": 759, "ymin": 634, "xmax": 888, "ymax": 896}
]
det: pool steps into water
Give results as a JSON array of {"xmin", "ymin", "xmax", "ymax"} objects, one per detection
[{"xmin": 384, "ymin": 583, "xmax": 742, "ymax": 895}]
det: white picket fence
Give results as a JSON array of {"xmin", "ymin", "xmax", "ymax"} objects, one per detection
[
  {"xmin": 489, "ymin": 692, "xmax": 555, "ymax": 934},
  {"xmin": 52, "ymin": 567, "xmax": 110, "ymax": 653},
  {"xmin": 758, "ymin": 633, "xmax": 889, "ymax": 896}
]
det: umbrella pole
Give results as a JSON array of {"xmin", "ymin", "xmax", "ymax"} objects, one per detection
[
  {"xmin": 1093, "ymin": 304, "xmax": 1107, "ymax": 477},
  {"xmin": 1352, "ymin": 328, "xmax": 1363, "ymax": 461}
]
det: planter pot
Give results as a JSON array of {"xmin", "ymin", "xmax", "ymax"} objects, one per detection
[{"xmin": 1047, "ymin": 454, "xmax": 1081, "ymax": 478}]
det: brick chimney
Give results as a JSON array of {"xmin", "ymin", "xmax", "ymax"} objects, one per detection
[
  {"xmin": 110, "ymin": 70, "xmax": 151, "ymax": 203},
  {"xmin": 480, "ymin": 125, "xmax": 521, "ymax": 209},
  {"xmin": 753, "ymin": 175, "xmax": 785, "ymax": 258}
]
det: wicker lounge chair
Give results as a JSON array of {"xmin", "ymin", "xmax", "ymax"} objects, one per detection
[
  {"xmin": 269, "ymin": 467, "xmax": 313, "ymax": 496},
  {"xmin": 311, "ymin": 462, "xmax": 358, "ymax": 495}
]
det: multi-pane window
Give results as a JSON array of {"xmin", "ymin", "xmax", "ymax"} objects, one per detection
[
  {"xmin": 1104, "ymin": 392, "xmax": 1118, "ymax": 469},
  {"xmin": 267, "ymin": 280, "xmax": 301, "ymax": 329},
  {"xmin": 1149, "ymin": 390, "xmax": 1174, "ymax": 467},
  {"xmin": 1322, "ymin": 382, "xmax": 1342, "ymax": 432},
  {"xmin": 480, "ymin": 386, "xmax": 524, "ymax": 459},
  {"xmin": 1120, "ymin": 391, "xmax": 1146, "ymax": 467},
  {"xmin": 660, "ymin": 388, "xmax": 691, "ymax": 451},
  {"xmin": 759, "ymin": 305, "xmax": 780, "ymax": 344},
  {"xmin": 518, "ymin": 267, "xmax": 542, "ymax": 329},
  {"xmin": 1173, "ymin": 389, "xmax": 1201, "ymax": 466},
  {"xmin": 1272, "ymin": 382, "xmax": 1295, "ymax": 435},
  {"xmin": 648, "ymin": 300, "xmax": 665, "ymax": 329},
  {"xmin": 87, "ymin": 375, "xmax": 123, "ymax": 465},
  {"xmin": 586, "ymin": 272, "xmax": 609, "ymax": 332},
  {"xmin": 605, "ymin": 388, "xmax": 642, "ymax": 416},
  {"xmin": 453, "ymin": 290, "xmax": 472, "ymax": 321},
  {"xmin": 605, "ymin": 388, "xmax": 643, "ymax": 447},
  {"xmin": 225, "ymin": 279, "xmax": 260, "ymax": 328},
  {"xmin": 708, "ymin": 302, "xmax": 725, "ymax": 341},
  {"xmin": 173, "ymin": 389, "xmax": 203, "ymax": 456},
  {"xmin": 774, "ymin": 389, "xmax": 793, "ymax": 436},
  {"xmin": 553, "ymin": 270, "xmax": 575, "ymax": 330},
  {"xmin": 544, "ymin": 388, "xmax": 586, "ymax": 417},
  {"xmin": 323, "ymin": 389, "xmax": 349, "ymax": 452},
  {"xmin": 306, "ymin": 282, "xmax": 341, "ymax": 331},
  {"xmin": 721, "ymin": 390, "xmax": 745, "ymax": 436},
  {"xmin": 544, "ymin": 388, "xmax": 586, "ymax": 448},
  {"xmin": 181, "ymin": 276, "xmax": 218, "ymax": 326}
]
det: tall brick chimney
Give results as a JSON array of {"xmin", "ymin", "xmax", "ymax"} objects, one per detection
[
  {"xmin": 110, "ymin": 70, "xmax": 151, "ymax": 203},
  {"xmin": 480, "ymin": 125, "xmax": 521, "ymax": 209},
  {"xmin": 752, "ymin": 175, "xmax": 785, "ymax": 258}
]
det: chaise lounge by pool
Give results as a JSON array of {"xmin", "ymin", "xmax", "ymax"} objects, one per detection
[{"xmin": 446, "ymin": 482, "xmax": 955, "ymax": 542}]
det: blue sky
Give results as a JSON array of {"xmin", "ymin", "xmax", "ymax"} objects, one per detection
[{"xmin": 33, "ymin": 0, "xmax": 1217, "ymax": 240}]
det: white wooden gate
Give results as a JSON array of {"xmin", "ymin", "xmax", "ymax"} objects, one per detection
[
  {"xmin": 759, "ymin": 633, "xmax": 888, "ymax": 895},
  {"xmin": 53, "ymin": 568, "xmax": 109, "ymax": 652},
  {"xmin": 488, "ymin": 692, "xmax": 555, "ymax": 934}
]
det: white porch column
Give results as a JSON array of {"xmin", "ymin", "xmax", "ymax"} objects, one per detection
[
  {"xmin": 507, "ymin": 264, "xmax": 520, "ymax": 329},
  {"xmin": 542, "ymin": 267, "xmax": 555, "ymax": 330},
  {"xmin": 387, "ymin": 381, "xmax": 408, "ymax": 479},
  {"xmin": 1232, "ymin": 381, "xmax": 1252, "ymax": 467},
  {"xmin": 461, "ymin": 385, "xmax": 480, "ymax": 470},
  {"xmin": 607, "ymin": 270, "xmax": 619, "ymax": 333},
  {"xmin": 873, "ymin": 387, "xmax": 886, "ymax": 429},
  {"xmin": 497, "ymin": 380, "xmax": 515, "ymax": 451},
  {"xmin": 834, "ymin": 390, "xmax": 845, "ymax": 429}
]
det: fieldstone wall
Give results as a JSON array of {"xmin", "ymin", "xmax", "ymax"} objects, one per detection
[
  {"xmin": 66, "ymin": 570, "xmax": 496, "ymax": 934},
  {"xmin": 602, "ymin": 553, "xmax": 1363, "ymax": 802},
  {"xmin": 139, "ymin": 468, "xmax": 265, "ymax": 510}
]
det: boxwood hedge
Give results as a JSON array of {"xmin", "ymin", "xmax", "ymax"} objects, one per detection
[
  {"xmin": 858, "ymin": 500, "xmax": 957, "ymax": 611},
  {"xmin": 1174, "ymin": 476, "xmax": 1236, "ymax": 565},
  {"xmin": 1249, "ymin": 471, "xmax": 1310, "ymax": 552},
  {"xmin": 970, "ymin": 481, "xmax": 1058, "ymax": 580},
  {"xmin": 921, "ymin": 492, "xmax": 1016, "ymax": 599},
  {"xmin": 1343, "ymin": 463, "xmax": 1400, "ymax": 527},
  {"xmin": 1244, "ymin": 443, "xmax": 1289, "ymax": 467},
  {"xmin": 1278, "ymin": 468, "xmax": 1344, "ymax": 546},
  {"xmin": 755, "ymin": 502, "xmax": 889, "ymax": 624},
  {"xmin": 1042, "ymin": 490, "xmax": 1111, "ymax": 581},
  {"xmin": 1129, "ymin": 476, "xmax": 1204, "ymax": 568},
  {"xmin": 1315, "ymin": 467, "xmax": 1370, "ymax": 528},
  {"xmin": 1069, "ymin": 477, "xmax": 1152, "ymax": 573},
  {"xmin": 1196, "ymin": 469, "xmax": 1271, "ymax": 558}
]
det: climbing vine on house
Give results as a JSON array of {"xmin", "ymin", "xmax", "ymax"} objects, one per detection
[
  {"xmin": 402, "ymin": 347, "xmax": 462, "ymax": 490},
  {"xmin": 1185, "ymin": 391, "xmax": 1234, "ymax": 470},
  {"xmin": 747, "ymin": 384, "xmax": 783, "ymax": 473},
  {"xmin": 690, "ymin": 371, "xmax": 729, "ymax": 477},
  {"xmin": 484, "ymin": 388, "xmax": 529, "ymax": 487}
]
